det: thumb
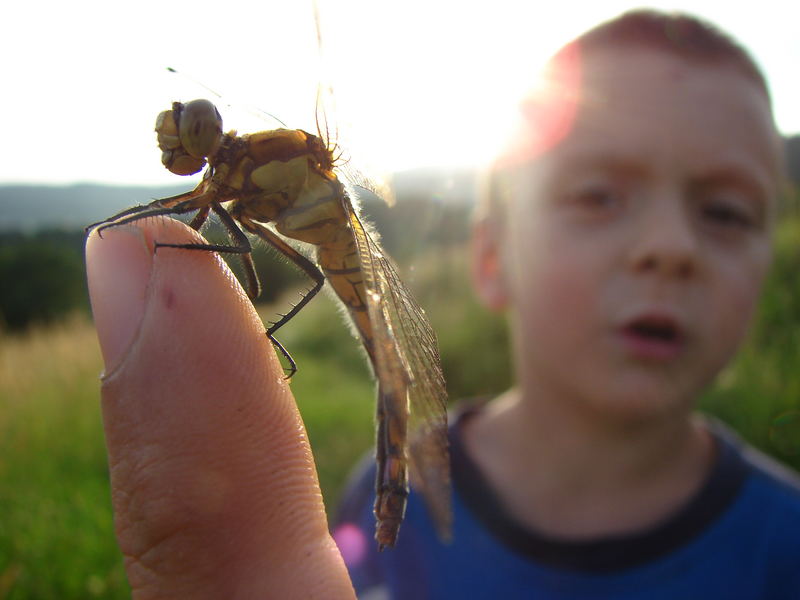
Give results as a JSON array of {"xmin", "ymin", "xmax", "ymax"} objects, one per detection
[{"xmin": 85, "ymin": 217, "xmax": 354, "ymax": 599}]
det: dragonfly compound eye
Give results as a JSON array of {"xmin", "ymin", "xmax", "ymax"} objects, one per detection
[
  {"xmin": 154, "ymin": 101, "xmax": 222, "ymax": 176},
  {"xmin": 179, "ymin": 99, "xmax": 223, "ymax": 160}
]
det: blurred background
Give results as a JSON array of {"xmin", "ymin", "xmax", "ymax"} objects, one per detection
[{"xmin": 1, "ymin": 0, "xmax": 799, "ymax": 597}]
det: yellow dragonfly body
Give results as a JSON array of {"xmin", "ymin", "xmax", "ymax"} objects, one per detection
[{"xmin": 89, "ymin": 99, "xmax": 451, "ymax": 549}]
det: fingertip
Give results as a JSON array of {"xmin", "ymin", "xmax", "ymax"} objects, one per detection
[
  {"xmin": 86, "ymin": 223, "xmax": 154, "ymax": 373},
  {"xmin": 87, "ymin": 216, "xmax": 271, "ymax": 379}
]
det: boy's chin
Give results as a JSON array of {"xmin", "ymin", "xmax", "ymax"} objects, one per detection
[{"xmin": 574, "ymin": 375, "xmax": 703, "ymax": 426}]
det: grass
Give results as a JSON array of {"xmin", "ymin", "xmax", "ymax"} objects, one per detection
[
  {"xmin": 1, "ymin": 216, "xmax": 798, "ymax": 597},
  {"xmin": 0, "ymin": 317, "xmax": 124, "ymax": 598},
  {"xmin": 0, "ymin": 297, "xmax": 378, "ymax": 599},
  {"xmin": 699, "ymin": 216, "xmax": 800, "ymax": 469}
]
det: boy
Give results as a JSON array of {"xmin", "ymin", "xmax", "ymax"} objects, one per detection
[
  {"xmin": 85, "ymin": 9, "xmax": 798, "ymax": 599},
  {"xmin": 334, "ymin": 9, "xmax": 800, "ymax": 599}
]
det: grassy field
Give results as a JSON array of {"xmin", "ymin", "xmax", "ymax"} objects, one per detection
[
  {"xmin": 0, "ymin": 217, "xmax": 798, "ymax": 598},
  {"xmin": 0, "ymin": 316, "xmax": 124, "ymax": 597},
  {"xmin": 0, "ymin": 291, "xmax": 382, "ymax": 598},
  {"xmin": 699, "ymin": 216, "xmax": 800, "ymax": 462}
]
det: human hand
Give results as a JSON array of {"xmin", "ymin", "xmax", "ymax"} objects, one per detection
[{"xmin": 85, "ymin": 217, "xmax": 355, "ymax": 599}]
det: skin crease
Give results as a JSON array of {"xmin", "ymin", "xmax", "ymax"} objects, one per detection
[{"xmin": 467, "ymin": 47, "xmax": 781, "ymax": 539}]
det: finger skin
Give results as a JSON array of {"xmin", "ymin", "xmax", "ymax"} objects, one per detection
[{"xmin": 86, "ymin": 217, "xmax": 355, "ymax": 599}]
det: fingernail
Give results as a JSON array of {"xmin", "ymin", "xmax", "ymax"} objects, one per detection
[{"xmin": 86, "ymin": 226, "xmax": 154, "ymax": 373}]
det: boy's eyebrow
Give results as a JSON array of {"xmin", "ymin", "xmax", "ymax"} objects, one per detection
[
  {"xmin": 547, "ymin": 152, "xmax": 652, "ymax": 178},
  {"xmin": 689, "ymin": 164, "xmax": 775, "ymax": 203},
  {"xmin": 549, "ymin": 151, "xmax": 776, "ymax": 199}
]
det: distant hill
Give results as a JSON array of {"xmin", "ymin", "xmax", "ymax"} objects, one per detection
[
  {"xmin": 785, "ymin": 134, "xmax": 800, "ymax": 185},
  {"xmin": 0, "ymin": 183, "xmax": 193, "ymax": 232},
  {"xmin": 0, "ymin": 167, "xmax": 478, "ymax": 232},
  {"xmin": 6, "ymin": 133, "xmax": 798, "ymax": 233}
]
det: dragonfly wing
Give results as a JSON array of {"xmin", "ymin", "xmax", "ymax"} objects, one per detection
[
  {"xmin": 342, "ymin": 193, "xmax": 452, "ymax": 541},
  {"xmin": 338, "ymin": 161, "xmax": 395, "ymax": 207},
  {"xmin": 311, "ymin": 4, "xmax": 395, "ymax": 208},
  {"xmin": 315, "ymin": 81, "xmax": 395, "ymax": 206}
]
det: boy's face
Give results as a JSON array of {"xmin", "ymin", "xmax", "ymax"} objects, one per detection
[{"xmin": 478, "ymin": 47, "xmax": 780, "ymax": 421}]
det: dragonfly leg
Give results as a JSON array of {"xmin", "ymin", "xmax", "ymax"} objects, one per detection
[
  {"xmin": 154, "ymin": 204, "xmax": 251, "ymax": 256},
  {"xmin": 188, "ymin": 204, "xmax": 211, "ymax": 231},
  {"xmin": 239, "ymin": 218, "xmax": 325, "ymax": 335},
  {"xmin": 373, "ymin": 386, "xmax": 410, "ymax": 550},
  {"xmin": 153, "ymin": 236, "xmax": 251, "ymax": 254},
  {"xmin": 154, "ymin": 202, "xmax": 261, "ymax": 300},
  {"xmin": 266, "ymin": 331, "xmax": 297, "ymax": 380},
  {"xmin": 93, "ymin": 202, "xmax": 202, "ymax": 238},
  {"xmin": 86, "ymin": 185, "xmax": 211, "ymax": 233},
  {"xmin": 87, "ymin": 200, "xmax": 177, "ymax": 234},
  {"xmin": 86, "ymin": 203, "xmax": 154, "ymax": 233},
  {"xmin": 211, "ymin": 203, "xmax": 260, "ymax": 300}
]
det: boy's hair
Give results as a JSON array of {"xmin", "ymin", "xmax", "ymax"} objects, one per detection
[
  {"xmin": 579, "ymin": 10, "xmax": 768, "ymax": 97},
  {"xmin": 478, "ymin": 9, "xmax": 772, "ymax": 222}
]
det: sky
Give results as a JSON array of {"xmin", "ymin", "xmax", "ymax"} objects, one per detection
[{"xmin": 1, "ymin": 0, "xmax": 798, "ymax": 186}]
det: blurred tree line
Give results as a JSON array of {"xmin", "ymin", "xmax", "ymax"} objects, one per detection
[
  {"xmin": 0, "ymin": 230, "xmax": 88, "ymax": 331},
  {"xmin": 0, "ymin": 193, "xmax": 472, "ymax": 333}
]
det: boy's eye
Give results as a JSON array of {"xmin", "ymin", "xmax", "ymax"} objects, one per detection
[
  {"xmin": 702, "ymin": 203, "xmax": 753, "ymax": 228},
  {"xmin": 698, "ymin": 189, "xmax": 761, "ymax": 231},
  {"xmin": 567, "ymin": 183, "xmax": 623, "ymax": 212}
]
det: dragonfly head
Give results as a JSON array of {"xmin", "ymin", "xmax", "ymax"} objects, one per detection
[{"xmin": 155, "ymin": 99, "xmax": 223, "ymax": 176}]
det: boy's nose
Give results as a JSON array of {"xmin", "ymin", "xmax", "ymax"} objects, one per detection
[{"xmin": 627, "ymin": 197, "xmax": 699, "ymax": 279}]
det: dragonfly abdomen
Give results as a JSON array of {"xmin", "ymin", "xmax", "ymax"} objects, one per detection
[
  {"xmin": 374, "ymin": 386, "xmax": 411, "ymax": 549},
  {"xmin": 318, "ymin": 240, "xmax": 375, "ymax": 358}
]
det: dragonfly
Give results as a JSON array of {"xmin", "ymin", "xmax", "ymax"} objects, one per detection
[{"xmin": 87, "ymin": 96, "xmax": 451, "ymax": 549}]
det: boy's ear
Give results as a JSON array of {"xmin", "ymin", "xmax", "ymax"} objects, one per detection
[{"xmin": 470, "ymin": 218, "xmax": 509, "ymax": 311}]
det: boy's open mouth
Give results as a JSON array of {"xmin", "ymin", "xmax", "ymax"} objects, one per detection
[{"xmin": 620, "ymin": 314, "xmax": 685, "ymax": 360}]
